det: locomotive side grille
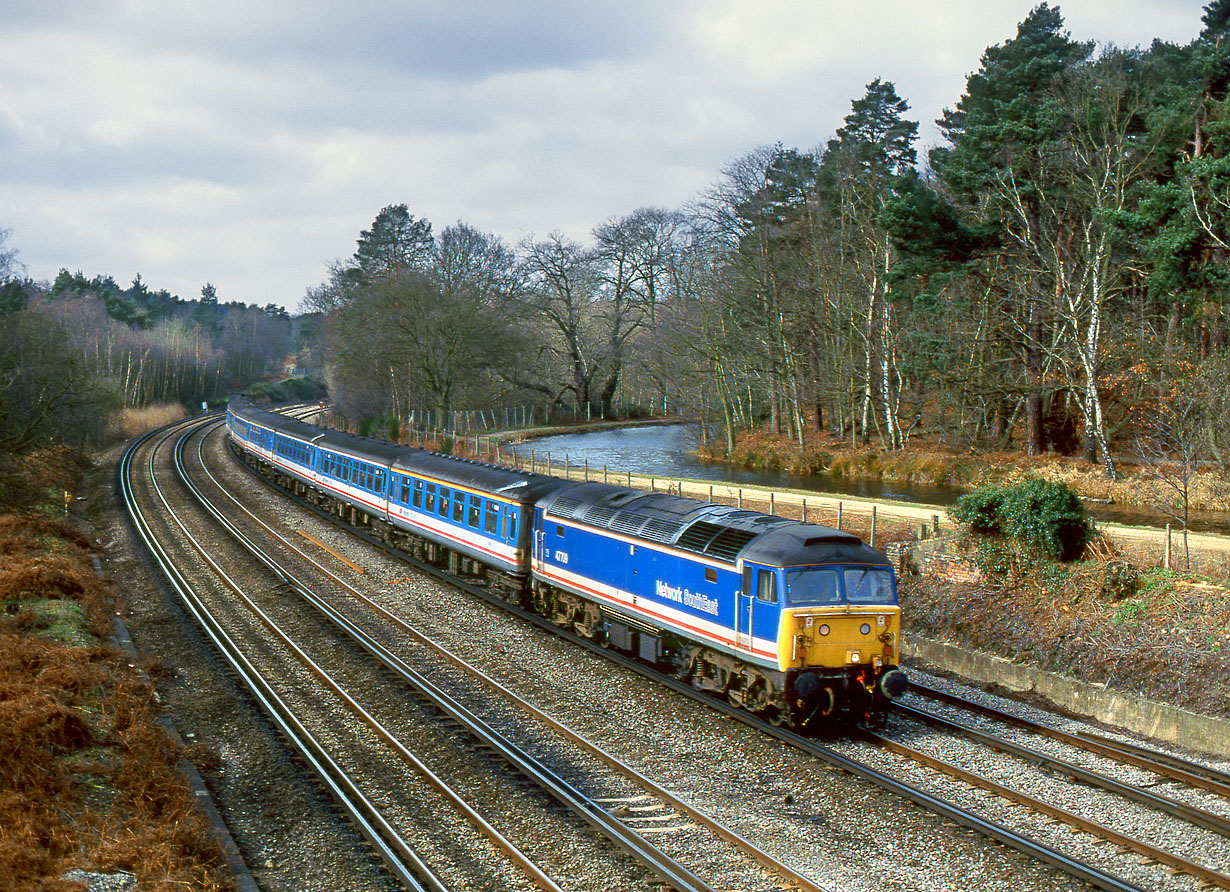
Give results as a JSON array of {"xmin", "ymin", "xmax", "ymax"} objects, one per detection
[{"xmin": 640, "ymin": 518, "xmax": 683, "ymax": 543}]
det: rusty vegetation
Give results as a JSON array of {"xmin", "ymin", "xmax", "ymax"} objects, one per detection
[
  {"xmin": 0, "ymin": 503, "xmax": 232, "ymax": 889},
  {"xmin": 901, "ymin": 532, "xmax": 1230, "ymax": 719}
]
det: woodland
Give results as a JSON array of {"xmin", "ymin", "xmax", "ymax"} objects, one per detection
[
  {"xmin": 5, "ymin": 3, "xmax": 1230, "ymax": 490},
  {"xmin": 303, "ymin": 3, "xmax": 1230, "ymax": 484}
]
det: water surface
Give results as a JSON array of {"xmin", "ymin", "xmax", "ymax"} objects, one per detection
[{"xmin": 513, "ymin": 424, "xmax": 1230, "ymax": 535}]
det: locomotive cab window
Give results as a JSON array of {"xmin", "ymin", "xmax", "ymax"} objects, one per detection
[
  {"xmin": 785, "ymin": 568, "xmax": 840, "ymax": 605},
  {"xmin": 756, "ymin": 568, "xmax": 778, "ymax": 604},
  {"xmin": 843, "ymin": 567, "xmax": 897, "ymax": 605}
]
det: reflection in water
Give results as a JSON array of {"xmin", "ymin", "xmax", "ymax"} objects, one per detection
[{"xmin": 513, "ymin": 424, "xmax": 1230, "ymax": 535}]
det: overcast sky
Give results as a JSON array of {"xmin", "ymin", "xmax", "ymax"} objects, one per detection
[{"xmin": 0, "ymin": 1, "xmax": 1205, "ymax": 310}]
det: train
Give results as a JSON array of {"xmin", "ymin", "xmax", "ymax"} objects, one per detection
[{"xmin": 225, "ymin": 399, "xmax": 908, "ymax": 729}]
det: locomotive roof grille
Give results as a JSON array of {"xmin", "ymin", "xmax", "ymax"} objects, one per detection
[
  {"xmin": 675, "ymin": 520, "xmax": 760, "ymax": 561},
  {"xmin": 705, "ymin": 527, "xmax": 759, "ymax": 561},
  {"xmin": 676, "ymin": 520, "xmax": 723, "ymax": 552},
  {"xmin": 547, "ymin": 496, "xmax": 582, "ymax": 518},
  {"xmin": 609, "ymin": 512, "xmax": 649, "ymax": 536},
  {"xmin": 583, "ymin": 505, "xmax": 617, "ymax": 525},
  {"xmin": 641, "ymin": 518, "xmax": 683, "ymax": 543}
]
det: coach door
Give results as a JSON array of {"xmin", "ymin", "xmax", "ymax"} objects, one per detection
[{"xmin": 534, "ymin": 509, "xmax": 548, "ymax": 574}]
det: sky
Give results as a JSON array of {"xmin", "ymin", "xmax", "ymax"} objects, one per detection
[{"xmin": 0, "ymin": 1, "xmax": 1206, "ymax": 311}]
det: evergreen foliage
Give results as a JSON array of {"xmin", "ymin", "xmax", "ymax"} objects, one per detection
[{"xmin": 951, "ymin": 478, "xmax": 1095, "ymax": 562}]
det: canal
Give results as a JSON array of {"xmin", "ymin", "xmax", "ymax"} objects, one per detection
[{"xmin": 512, "ymin": 423, "xmax": 1230, "ymax": 535}]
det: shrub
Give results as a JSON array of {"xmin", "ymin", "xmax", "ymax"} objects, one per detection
[
  {"xmin": 950, "ymin": 485, "xmax": 1007, "ymax": 534},
  {"xmin": 1000, "ymin": 477, "xmax": 1095, "ymax": 561},
  {"xmin": 951, "ymin": 478, "xmax": 1094, "ymax": 562}
]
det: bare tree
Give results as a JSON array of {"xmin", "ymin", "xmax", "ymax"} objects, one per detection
[
  {"xmin": 1133, "ymin": 390, "xmax": 1208, "ymax": 569},
  {"xmin": 515, "ymin": 232, "xmax": 604, "ymax": 409}
]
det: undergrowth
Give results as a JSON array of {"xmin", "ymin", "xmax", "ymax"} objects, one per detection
[
  {"xmin": 0, "ymin": 508, "xmax": 232, "ymax": 890},
  {"xmin": 900, "ymin": 535, "xmax": 1230, "ymax": 717}
]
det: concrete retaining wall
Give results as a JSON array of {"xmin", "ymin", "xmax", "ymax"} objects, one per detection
[{"xmin": 904, "ymin": 633, "xmax": 1230, "ymax": 760}]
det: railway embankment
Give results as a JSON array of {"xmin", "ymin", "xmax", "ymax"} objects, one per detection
[
  {"xmin": 902, "ymin": 633, "xmax": 1230, "ymax": 758},
  {"xmin": 0, "ymin": 445, "xmax": 234, "ymax": 892}
]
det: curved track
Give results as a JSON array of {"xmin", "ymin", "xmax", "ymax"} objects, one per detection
[
  {"xmin": 126, "ymin": 413, "xmax": 825, "ymax": 892},
  {"xmin": 221, "ymin": 412, "xmax": 1192, "ymax": 892}
]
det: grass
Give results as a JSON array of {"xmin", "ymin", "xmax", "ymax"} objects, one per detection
[
  {"xmin": 111, "ymin": 404, "xmax": 188, "ymax": 441},
  {"xmin": 0, "ymin": 486, "xmax": 233, "ymax": 890}
]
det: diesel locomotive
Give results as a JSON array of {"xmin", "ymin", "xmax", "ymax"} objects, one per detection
[{"xmin": 226, "ymin": 400, "xmax": 908, "ymax": 729}]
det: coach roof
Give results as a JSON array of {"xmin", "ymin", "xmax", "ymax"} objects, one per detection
[{"xmin": 392, "ymin": 450, "xmax": 569, "ymax": 504}]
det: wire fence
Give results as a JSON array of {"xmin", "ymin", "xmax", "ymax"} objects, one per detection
[{"xmin": 323, "ymin": 405, "xmax": 1230, "ymax": 580}]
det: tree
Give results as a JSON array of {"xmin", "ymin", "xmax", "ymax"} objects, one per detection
[
  {"xmin": 1134, "ymin": 385, "xmax": 1208, "ymax": 568},
  {"xmin": 354, "ymin": 204, "xmax": 435, "ymax": 282},
  {"xmin": 515, "ymin": 232, "xmax": 603, "ymax": 408},
  {"xmin": 0, "ymin": 227, "xmax": 20, "ymax": 282},
  {"xmin": 817, "ymin": 79, "xmax": 919, "ymax": 449},
  {"xmin": 930, "ymin": 4, "xmax": 1093, "ymax": 456}
]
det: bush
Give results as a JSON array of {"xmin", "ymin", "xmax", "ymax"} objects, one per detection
[
  {"xmin": 1000, "ymin": 477, "xmax": 1095, "ymax": 561},
  {"xmin": 951, "ymin": 478, "xmax": 1094, "ymax": 562},
  {"xmin": 950, "ymin": 485, "xmax": 1007, "ymax": 534}
]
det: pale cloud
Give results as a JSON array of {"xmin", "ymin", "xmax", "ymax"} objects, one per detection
[{"xmin": 0, "ymin": 0, "xmax": 1209, "ymax": 309}]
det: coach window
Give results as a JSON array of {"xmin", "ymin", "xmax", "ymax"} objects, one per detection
[
  {"xmin": 504, "ymin": 512, "xmax": 517, "ymax": 540},
  {"xmin": 375, "ymin": 471, "xmax": 386, "ymax": 493},
  {"xmin": 453, "ymin": 494, "xmax": 466, "ymax": 523},
  {"xmin": 484, "ymin": 502, "xmax": 499, "ymax": 535},
  {"xmin": 756, "ymin": 568, "xmax": 778, "ymax": 604},
  {"xmin": 398, "ymin": 477, "xmax": 411, "ymax": 504},
  {"xmin": 425, "ymin": 483, "xmax": 436, "ymax": 513},
  {"xmin": 412, "ymin": 480, "xmax": 423, "ymax": 508},
  {"xmin": 468, "ymin": 499, "xmax": 481, "ymax": 528}
]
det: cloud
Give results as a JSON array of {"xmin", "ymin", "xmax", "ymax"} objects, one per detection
[{"xmin": 0, "ymin": 0, "xmax": 1210, "ymax": 308}]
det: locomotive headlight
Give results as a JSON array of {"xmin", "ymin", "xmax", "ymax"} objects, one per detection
[
  {"xmin": 860, "ymin": 623, "xmax": 871, "ymax": 635},
  {"xmin": 818, "ymin": 624, "xmax": 830, "ymax": 636}
]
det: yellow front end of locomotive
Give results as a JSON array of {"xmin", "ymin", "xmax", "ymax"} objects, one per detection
[{"xmin": 776, "ymin": 607, "xmax": 900, "ymax": 672}]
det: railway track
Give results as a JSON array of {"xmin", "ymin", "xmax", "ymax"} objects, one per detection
[
  {"xmin": 122, "ymin": 416, "xmax": 451, "ymax": 891},
  {"xmin": 185, "ymin": 416, "xmax": 834, "ymax": 892},
  {"xmin": 127, "ymin": 414, "xmax": 822, "ymax": 891},
  {"xmin": 217, "ymin": 413, "xmax": 1213, "ymax": 892}
]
